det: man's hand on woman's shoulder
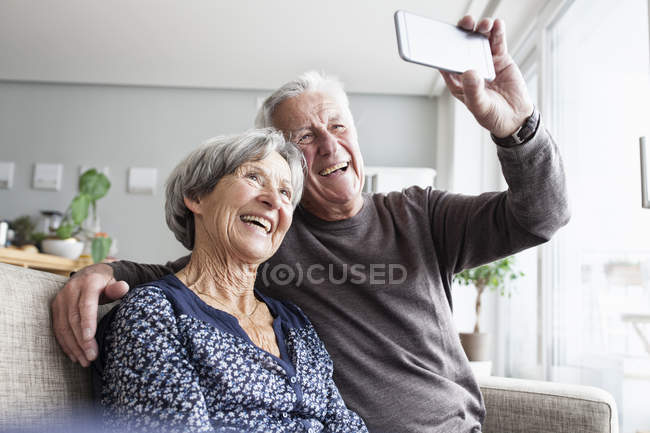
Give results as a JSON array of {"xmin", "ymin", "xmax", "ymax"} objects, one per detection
[{"xmin": 51, "ymin": 263, "xmax": 129, "ymax": 367}]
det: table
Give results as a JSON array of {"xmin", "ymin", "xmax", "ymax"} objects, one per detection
[{"xmin": 0, "ymin": 247, "xmax": 91, "ymax": 276}]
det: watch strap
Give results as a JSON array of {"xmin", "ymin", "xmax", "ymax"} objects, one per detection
[{"xmin": 491, "ymin": 107, "xmax": 540, "ymax": 147}]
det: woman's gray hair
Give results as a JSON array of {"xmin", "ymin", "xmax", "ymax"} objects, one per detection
[
  {"xmin": 254, "ymin": 71, "xmax": 352, "ymax": 129},
  {"xmin": 165, "ymin": 128, "xmax": 304, "ymax": 250}
]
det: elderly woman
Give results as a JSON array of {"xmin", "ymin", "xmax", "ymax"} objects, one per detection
[{"xmin": 93, "ymin": 129, "xmax": 367, "ymax": 433}]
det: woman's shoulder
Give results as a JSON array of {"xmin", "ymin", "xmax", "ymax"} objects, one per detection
[
  {"xmin": 120, "ymin": 274, "xmax": 190, "ymax": 311},
  {"xmin": 98, "ymin": 279, "xmax": 177, "ymax": 338},
  {"xmin": 119, "ymin": 282, "xmax": 172, "ymax": 314},
  {"xmin": 94, "ymin": 281, "xmax": 178, "ymax": 376}
]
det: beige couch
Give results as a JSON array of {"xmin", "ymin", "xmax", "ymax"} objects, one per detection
[{"xmin": 0, "ymin": 263, "xmax": 619, "ymax": 432}]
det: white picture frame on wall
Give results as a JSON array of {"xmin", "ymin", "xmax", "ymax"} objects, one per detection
[
  {"xmin": 33, "ymin": 163, "xmax": 63, "ymax": 191},
  {"xmin": 0, "ymin": 161, "xmax": 14, "ymax": 189}
]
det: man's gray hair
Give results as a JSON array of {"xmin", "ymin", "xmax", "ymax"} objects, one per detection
[
  {"xmin": 254, "ymin": 71, "xmax": 352, "ymax": 129},
  {"xmin": 165, "ymin": 128, "xmax": 304, "ymax": 250}
]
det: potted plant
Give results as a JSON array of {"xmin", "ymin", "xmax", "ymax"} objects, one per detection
[
  {"xmin": 453, "ymin": 256, "xmax": 523, "ymax": 366},
  {"xmin": 6, "ymin": 215, "xmax": 44, "ymax": 253},
  {"xmin": 9, "ymin": 215, "xmax": 37, "ymax": 247},
  {"xmin": 41, "ymin": 169, "xmax": 112, "ymax": 263}
]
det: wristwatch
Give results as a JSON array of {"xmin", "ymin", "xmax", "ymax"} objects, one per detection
[{"xmin": 491, "ymin": 107, "xmax": 540, "ymax": 147}]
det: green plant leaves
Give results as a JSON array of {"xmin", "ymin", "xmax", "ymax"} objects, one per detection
[
  {"xmin": 55, "ymin": 222, "xmax": 75, "ymax": 239},
  {"xmin": 55, "ymin": 169, "xmax": 112, "ymax": 240},
  {"xmin": 453, "ymin": 256, "xmax": 524, "ymax": 333},
  {"xmin": 91, "ymin": 236, "xmax": 112, "ymax": 263},
  {"xmin": 453, "ymin": 256, "xmax": 523, "ymax": 297},
  {"xmin": 69, "ymin": 194, "xmax": 90, "ymax": 225},
  {"xmin": 9, "ymin": 215, "xmax": 36, "ymax": 246},
  {"xmin": 79, "ymin": 169, "xmax": 111, "ymax": 202}
]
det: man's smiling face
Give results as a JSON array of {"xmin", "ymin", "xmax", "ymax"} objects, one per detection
[{"xmin": 271, "ymin": 91, "xmax": 365, "ymax": 221}]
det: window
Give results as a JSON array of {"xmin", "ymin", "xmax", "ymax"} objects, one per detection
[
  {"xmin": 500, "ymin": 58, "xmax": 543, "ymax": 380},
  {"xmin": 547, "ymin": 0, "xmax": 650, "ymax": 430}
]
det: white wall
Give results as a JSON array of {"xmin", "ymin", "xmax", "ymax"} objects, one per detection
[
  {"xmin": 435, "ymin": 91, "xmax": 454, "ymax": 191},
  {"xmin": 351, "ymin": 93, "xmax": 437, "ymax": 167},
  {"xmin": 0, "ymin": 81, "xmax": 437, "ymax": 264}
]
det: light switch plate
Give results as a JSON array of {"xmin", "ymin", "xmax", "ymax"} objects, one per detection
[
  {"xmin": 128, "ymin": 167, "xmax": 157, "ymax": 194},
  {"xmin": 0, "ymin": 161, "xmax": 15, "ymax": 189},
  {"xmin": 33, "ymin": 163, "xmax": 63, "ymax": 191}
]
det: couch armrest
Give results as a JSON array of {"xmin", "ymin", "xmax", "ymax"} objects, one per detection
[{"xmin": 479, "ymin": 376, "xmax": 619, "ymax": 433}]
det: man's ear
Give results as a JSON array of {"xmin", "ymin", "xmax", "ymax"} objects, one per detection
[{"xmin": 184, "ymin": 196, "xmax": 202, "ymax": 215}]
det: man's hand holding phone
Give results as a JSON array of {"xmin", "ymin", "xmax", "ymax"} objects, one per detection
[
  {"xmin": 440, "ymin": 16, "xmax": 534, "ymax": 139},
  {"xmin": 395, "ymin": 11, "xmax": 534, "ymax": 138}
]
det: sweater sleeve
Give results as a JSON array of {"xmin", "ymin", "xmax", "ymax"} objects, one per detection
[
  {"xmin": 430, "ymin": 122, "xmax": 570, "ymax": 278},
  {"xmin": 97, "ymin": 286, "xmax": 214, "ymax": 433},
  {"xmin": 109, "ymin": 255, "xmax": 190, "ymax": 286}
]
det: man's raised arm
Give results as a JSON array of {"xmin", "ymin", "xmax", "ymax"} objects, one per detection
[
  {"xmin": 51, "ymin": 255, "xmax": 189, "ymax": 367},
  {"xmin": 433, "ymin": 16, "xmax": 569, "ymax": 273}
]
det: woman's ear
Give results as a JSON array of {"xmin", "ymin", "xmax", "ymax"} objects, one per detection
[{"xmin": 183, "ymin": 196, "xmax": 202, "ymax": 215}]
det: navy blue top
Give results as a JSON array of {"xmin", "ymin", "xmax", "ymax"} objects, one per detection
[{"xmin": 93, "ymin": 274, "xmax": 367, "ymax": 433}]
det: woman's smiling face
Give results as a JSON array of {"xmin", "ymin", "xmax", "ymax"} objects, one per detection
[{"xmin": 186, "ymin": 151, "xmax": 294, "ymax": 265}]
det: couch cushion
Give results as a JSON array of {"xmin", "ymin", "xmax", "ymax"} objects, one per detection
[
  {"xmin": 0, "ymin": 263, "xmax": 113, "ymax": 428},
  {"xmin": 480, "ymin": 375, "xmax": 619, "ymax": 433}
]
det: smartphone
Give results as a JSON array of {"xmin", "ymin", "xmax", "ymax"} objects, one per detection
[{"xmin": 394, "ymin": 10, "xmax": 495, "ymax": 81}]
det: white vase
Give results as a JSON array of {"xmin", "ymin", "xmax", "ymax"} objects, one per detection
[{"xmin": 41, "ymin": 238, "xmax": 84, "ymax": 259}]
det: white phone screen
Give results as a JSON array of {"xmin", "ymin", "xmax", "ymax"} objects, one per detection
[{"xmin": 395, "ymin": 10, "xmax": 495, "ymax": 81}]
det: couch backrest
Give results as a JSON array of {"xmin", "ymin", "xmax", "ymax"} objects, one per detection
[{"xmin": 0, "ymin": 263, "xmax": 113, "ymax": 429}]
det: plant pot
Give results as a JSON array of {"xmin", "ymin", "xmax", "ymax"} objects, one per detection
[
  {"xmin": 459, "ymin": 332, "xmax": 490, "ymax": 361},
  {"xmin": 41, "ymin": 238, "xmax": 84, "ymax": 259}
]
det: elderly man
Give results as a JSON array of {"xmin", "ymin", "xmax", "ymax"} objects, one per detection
[{"xmin": 52, "ymin": 16, "xmax": 569, "ymax": 433}]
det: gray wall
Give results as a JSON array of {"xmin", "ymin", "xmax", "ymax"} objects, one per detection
[{"xmin": 0, "ymin": 81, "xmax": 437, "ymax": 263}]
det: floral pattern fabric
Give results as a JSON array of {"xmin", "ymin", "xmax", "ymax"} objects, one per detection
[{"xmin": 94, "ymin": 275, "xmax": 367, "ymax": 433}]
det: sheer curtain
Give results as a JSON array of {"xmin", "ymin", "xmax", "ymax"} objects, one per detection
[
  {"xmin": 546, "ymin": 0, "xmax": 650, "ymax": 431},
  {"xmin": 499, "ymin": 61, "xmax": 543, "ymax": 380}
]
